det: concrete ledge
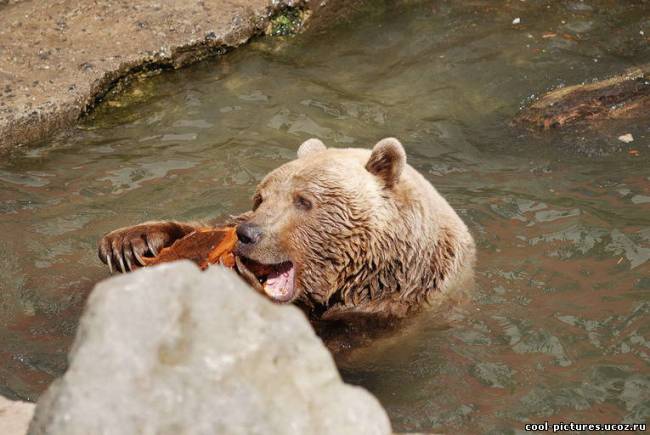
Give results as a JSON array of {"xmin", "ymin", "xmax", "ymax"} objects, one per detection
[{"xmin": 0, "ymin": 0, "xmax": 315, "ymax": 152}]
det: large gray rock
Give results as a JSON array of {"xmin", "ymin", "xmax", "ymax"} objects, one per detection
[{"xmin": 28, "ymin": 261, "xmax": 391, "ymax": 435}]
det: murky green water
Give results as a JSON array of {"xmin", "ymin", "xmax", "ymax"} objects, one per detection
[{"xmin": 1, "ymin": 0, "xmax": 649, "ymax": 432}]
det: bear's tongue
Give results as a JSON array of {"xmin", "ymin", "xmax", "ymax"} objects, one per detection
[{"xmin": 263, "ymin": 264, "xmax": 295, "ymax": 302}]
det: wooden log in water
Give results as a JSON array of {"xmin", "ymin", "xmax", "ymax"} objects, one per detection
[
  {"xmin": 143, "ymin": 227, "xmax": 237, "ymax": 270},
  {"xmin": 514, "ymin": 64, "xmax": 650, "ymax": 129}
]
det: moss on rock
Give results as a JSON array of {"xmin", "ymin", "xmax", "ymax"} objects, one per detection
[{"xmin": 267, "ymin": 7, "xmax": 310, "ymax": 37}]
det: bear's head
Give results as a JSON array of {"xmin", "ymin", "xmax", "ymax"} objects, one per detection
[{"xmin": 234, "ymin": 137, "xmax": 408, "ymax": 307}]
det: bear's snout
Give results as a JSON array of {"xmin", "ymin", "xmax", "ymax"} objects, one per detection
[{"xmin": 236, "ymin": 222, "xmax": 263, "ymax": 245}]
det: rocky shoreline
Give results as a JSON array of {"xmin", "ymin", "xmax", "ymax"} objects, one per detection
[{"xmin": 0, "ymin": 0, "xmax": 346, "ymax": 152}]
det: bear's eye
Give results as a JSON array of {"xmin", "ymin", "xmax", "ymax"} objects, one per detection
[
  {"xmin": 293, "ymin": 194, "xmax": 313, "ymax": 211},
  {"xmin": 252, "ymin": 193, "xmax": 263, "ymax": 211}
]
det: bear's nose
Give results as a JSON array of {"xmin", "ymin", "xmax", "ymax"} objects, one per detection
[{"xmin": 236, "ymin": 223, "xmax": 263, "ymax": 245}]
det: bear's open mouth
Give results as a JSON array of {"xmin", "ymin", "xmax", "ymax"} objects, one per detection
[{"xmin": 235, "ymin": 256, "xmax": 296, "ymax": 303}]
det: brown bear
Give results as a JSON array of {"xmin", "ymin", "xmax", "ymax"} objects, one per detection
[{"xmin": 98, "ymin": 138, "xmax": 475, "ymax": 322}]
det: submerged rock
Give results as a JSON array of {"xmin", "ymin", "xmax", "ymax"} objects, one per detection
[{"xmin": 28, "ymin": 261, "xmax": 390, "ymax": 435}]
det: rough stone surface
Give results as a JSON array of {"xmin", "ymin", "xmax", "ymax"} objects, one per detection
[
  {"xmin": 0, "ymin": 0, "xmax": 308, "ymax": 152},
  {"xmin": 28, "ymin": 261, "xmax": 391, "ymax": 435},
  {"xmin": 0, "ymin": 396, "xmax": 35, "ymax": 435}
]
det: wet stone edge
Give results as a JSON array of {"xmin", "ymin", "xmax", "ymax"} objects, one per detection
[{"xmin": 0, "ymin": 2, "xmax": 316, "ymax": 154}]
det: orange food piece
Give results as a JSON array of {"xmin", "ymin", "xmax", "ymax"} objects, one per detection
[{"xmin": 143, "ymin": 227, "xmax": 238, "ymax": 270}]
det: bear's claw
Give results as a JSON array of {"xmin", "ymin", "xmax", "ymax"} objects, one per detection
[
  {"xmin": 146, "ymin": 239, "xmax": 158, "ymax": 257},
  {"xmin": 97, "ymin": 221, "xmax": 197, "ymax": 274},
  {"xmin": 133, "ymin": 250, "xmax": 145, "ymax": 267}
]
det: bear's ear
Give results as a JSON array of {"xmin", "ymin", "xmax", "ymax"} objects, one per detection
[
  {"xmin": 366, "ymin": 137, "xmax": 406, "ymax": 188},
  {"xmin": 297, "ymin": 138, "xmax": 326, "ymax": 159}
]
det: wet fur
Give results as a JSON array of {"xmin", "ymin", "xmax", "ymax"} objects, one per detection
[{"xmin": 98, "ymin": 138, "xmax": 475, "ymax": 323}]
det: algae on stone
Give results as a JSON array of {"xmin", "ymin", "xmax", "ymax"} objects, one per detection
[{"xmin": 267, "ymin": 7, "xmax": 310, "ymax": 37}]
